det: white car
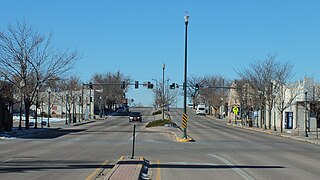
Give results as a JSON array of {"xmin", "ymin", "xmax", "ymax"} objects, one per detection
[{"xmin": 196, "ymin": 104, "xmax": 206, "ymax": 115}]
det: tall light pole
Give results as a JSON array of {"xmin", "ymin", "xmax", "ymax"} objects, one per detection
[
  {"xmin": 162, "ymin": 63, "xmax": 165, "ymax": 121},
  {"xmin": 66, "ymin": 92, "xmax": 69, "ymax": 125},
  {"xmin": 19, "ymin": 80, "xmax": 25, "ymax": 130},
  {"xmin": 79, "ymin": 97, "xmax": 81, "ymax": 122},
  {"xmin": 183, "ymin": 13, "xmax": 189, "ymax": 139},
  {"xmin": 99, "ymin": 96, "xmax": 102, "ymax": 118},
  {"xmin": 34, "ymin": 87, "xmax": 39, "ymax": 129},
  {"xmin": 273, "ymin": 95, "xmax": 277, "ymax": 131},
  {"xmin": 47, "ymin": 87, "xmax": 51, "ymax": 127},
  {"xmin": 72, "ymin": 92, "xmax": 76, "ymax": 123},
  {"xmin": 305, "ymin": 92, "xmax": 308, "ymax": 137},
  {"xmin": 41, "ymin": 100, "xmax": 44, "ymax": 128}
]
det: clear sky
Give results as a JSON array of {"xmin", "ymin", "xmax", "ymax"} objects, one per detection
[{"xmin": 1, "ymin": 0, "xmax": 320, "ymax": 106}]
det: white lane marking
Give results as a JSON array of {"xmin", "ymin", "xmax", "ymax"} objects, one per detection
[
  {"xmin": 1, "ymin": 158, "xmax": 12, "ymax": 163},
  {"xmin": 129, "ymin": 132, "xmax": 139, "ymax": 141},
  {"xmin": 208, "ymin": 154, "xmax": 254, "ymax": 180}
]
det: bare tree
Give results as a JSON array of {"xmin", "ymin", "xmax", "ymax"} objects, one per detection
[
  {"xmin": 236, "ymin": 54, "xmax": 293, "ymax": 129},
  {"xmin": 201, "ymin": 75, "xmax": 228, "ymax": 117},
  {"xmin": 53, "ymin": 76, "xmax": 81, "ymax": 123},
  {"xmin": 273, "ymin": 61, "xmax": 295, "ymax": 132},
  {"xmin": 275, "ymin": 83, "xmax": 299, "ymax": 132},
  {"xmin": 0, "ymin": 21, "xmax": 79, "ymax": 129},
  {"xmin": 0, "ymin": 80, "xmax": 14, "ymax": 131},
  {"xmin": 91, "ymin": 71, "xmax": 130, "ymax": 114},
  {"xmin": 152, "ymin": 79, "xmax": 178, "ymax": 109},
  {"xmin": 187, "ymin": 75, "xmax": 202, "ymax": 108}
]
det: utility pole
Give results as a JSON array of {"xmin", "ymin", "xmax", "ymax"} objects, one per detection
[{"xmin": 162, "ymin": 63, "xmax": 165, "ymax": 121}]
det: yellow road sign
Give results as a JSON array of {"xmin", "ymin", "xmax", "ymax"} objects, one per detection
[
  {"xmin": 233, "ymin": 106, "xmax": 239, "ymax": 114},
  {"xmin": 181, "ymin": 113, "xmax": 188, "ymax": 129}
]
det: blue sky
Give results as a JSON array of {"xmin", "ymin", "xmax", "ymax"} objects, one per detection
[{"xmin": 1, "ymin": 0, "xmax": 320, "ymax": 106}]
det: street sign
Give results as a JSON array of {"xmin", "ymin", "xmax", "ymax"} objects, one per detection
[
  {"xmin": 232, "ymin": 106, "xmax": 239, "ymax": 114},
  {"xmin": 181, "ymin": 113, "xmax": 188, "ymax": 129}
]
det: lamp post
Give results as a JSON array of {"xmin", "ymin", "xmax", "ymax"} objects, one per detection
[
  {"xmin": 162, "ymin": 63, "xmax": 165, "ymax": 121},
  {"xmin": 273, "ymin": 95, "xmax": 277, "ymax": 131},
  {"xmin": 66, "ymin": 92, "xmax": 69, "ymax": 125},
  {"xmin": 34, "ymin": 87, "xmax": 39, "ymax": 129},
  {"xmin": 41, "ymin": 100, "xmax": 44, "ymax": 128},
  {"xmin": 73, "ymin": 92, "xmax": 76, "ymax": 123},
  {"xmin": 305, "ymin": 92, "xmax": 308, "ymax": 137},
  {"xmin": 99, "ymin": 96, "xmax": 102, "ymax": 118},
  {"xmin": 183, "ymin": 13, "xmax": 189, "ymax": 139},
  {"xmin": 47, "ymin": 87, "xmax": 51, "ymax": 127},
  {"xmin": 79, "ymin": 97, "xmax": 81, "ymax": 122},
  {"xmin": 19, "ymin": 80, "xmax": 25, "ymax": 130}
]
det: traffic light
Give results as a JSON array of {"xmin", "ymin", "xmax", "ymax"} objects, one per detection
[
  {"xmin": 89, "ymin": 82, "xmax": 93, "ymax": 89},
  {"xmin": 195, "ymin": 83, "xmax": 199, "ymax": 91},
  {"xmin": 121, "ymin": 81, "xmax": 125, "ymax": 89},
  {"xmin": 90, "ymin": 96, "xmax": 92, "ymax": 102},
  {"xmin": 170, "ymin": 83, "xmax": 175, "ymax": 89},
  {"xmin": 147, "ymin": 82, "xmax": 154, "ymax": 89},
  {"xmin": 135, "ymin": 81, "xmax": 139, "ymax": 89}
]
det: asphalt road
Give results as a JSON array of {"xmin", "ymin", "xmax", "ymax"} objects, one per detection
[
  {"xmin": 1, "ymin": 107, "xmax": 320, "ymax": 180},
  {"xmin": 149, "ymin": 108, "xmax": 320, "ymax": 180}
]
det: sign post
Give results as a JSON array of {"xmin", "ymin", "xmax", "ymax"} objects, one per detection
[{"xmin": 233, "ymin": 106, "xmax": 239, "ymax": 124}]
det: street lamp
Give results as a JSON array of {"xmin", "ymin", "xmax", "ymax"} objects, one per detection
[
  {"xmin": 162, "ymin": 63, "xmax": 165, "ymax": 121},
  {"xmin": 99, "ymin": 96, "xmax": 102, "ymax": 118},
  {"xmin": 273, "ymin": 95, "xmax": 277, "ymax": 131},
  {"xmin": 183, "ymin": 13, "xmax": 189, "ymax": 139},
  {"xmin": 73, "ymin": 92, "xmax": 76, "ymax": 123},
  {"xmin": 66, "ymin": 92, "xmax": 69, "ymax": 125},
  {"xmin": 305, "ymin": 92, "xmax": 308, "ymax": 137},
  {"xmin": 79, "ymin": 97, "xmax": 81, "ymax": 122},
  {"xmin": 41, "ymin": 100, "xmax": 44, "ymax": 128},
  {"xmin": 19, "ymin": 79, "xmax": 25, "ymax": 130},
  {"xmin": 47, "ymin": 87, "xmax": 51, "ymax": 127},
  {"xmin": 34, "ymin": 87, "xmax": 39, "ymax": 129}
]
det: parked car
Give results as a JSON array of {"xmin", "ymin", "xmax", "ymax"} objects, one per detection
[{"xmin": 129, "ymin": 112, "xmax": 142, "ymax": 122}]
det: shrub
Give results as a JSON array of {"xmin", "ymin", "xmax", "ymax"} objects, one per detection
[{"xmin": 146, "ymin": 119, "xmax": 177, "ymax": 128}]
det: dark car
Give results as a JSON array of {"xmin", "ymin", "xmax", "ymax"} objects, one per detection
[
  {"xmin": 129, "ymin": 112, "xmax": 142, "ymax": 122},
  {"xmin": 111, "ymin": 109, "xmax": 129, "ymax": 116}
]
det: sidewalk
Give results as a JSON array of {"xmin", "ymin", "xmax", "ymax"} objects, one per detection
[
  {"xmin": 205, "ymin": 115, "xmax": 320, "ymax": 145},
  {"xmin": 0, "ymin": 118, "xmax": 96, "ymax": 139},
  {"xmin": 225, "ymin": 120, "xmax": 320, "ymax": 145},
  {"xmin": 234, "ymin": 123, "xmax": 320, "ymax": 145}
]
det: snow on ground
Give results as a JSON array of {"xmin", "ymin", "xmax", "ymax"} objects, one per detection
[
  {"xmin": 0, "ymin": 135, "xmax": 16, "ymax": 140},
  {"xmin": 13, "ymin": 116, "xmax": 65, "ymax": 123}
]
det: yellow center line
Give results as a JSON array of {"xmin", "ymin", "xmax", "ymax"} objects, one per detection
[
  {"xmin": 156, "ymin": 160, "xmax": 161, "ymax": 180},
  {"xmin": 85, "ymin": 159, "xmax": 109, "ymax": 180}
]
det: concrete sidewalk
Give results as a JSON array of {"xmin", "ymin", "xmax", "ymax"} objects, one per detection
[
  {"xmin": 204, "ymin": 115, "xmax": 320, "ymax": 145},
  {"xmin": 0, "ymin": 119, "xmax": 96, "ymax": 139},
  {"xmin": 225, "ymin": 120, "xmax": 320, "ymax": 145},
  {"xmin": 232, "ymin": 123, "xmax": 320, "ymax": 145}
]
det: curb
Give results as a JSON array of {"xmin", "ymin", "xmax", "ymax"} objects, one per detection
[
  {"xmin": 73, "ymin": 120, "xmax": 95, "ymax": 126},
  {"xmin": 145, "ymin": 126, "xmax": 196, "ymax": 143},
  {"xmin": 227, "ymin": 123, "xmax": 320, "ymax": 146},
  {"xmin": 176, "ymin": 137, "xmax": 195, "ymax": 142}
]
